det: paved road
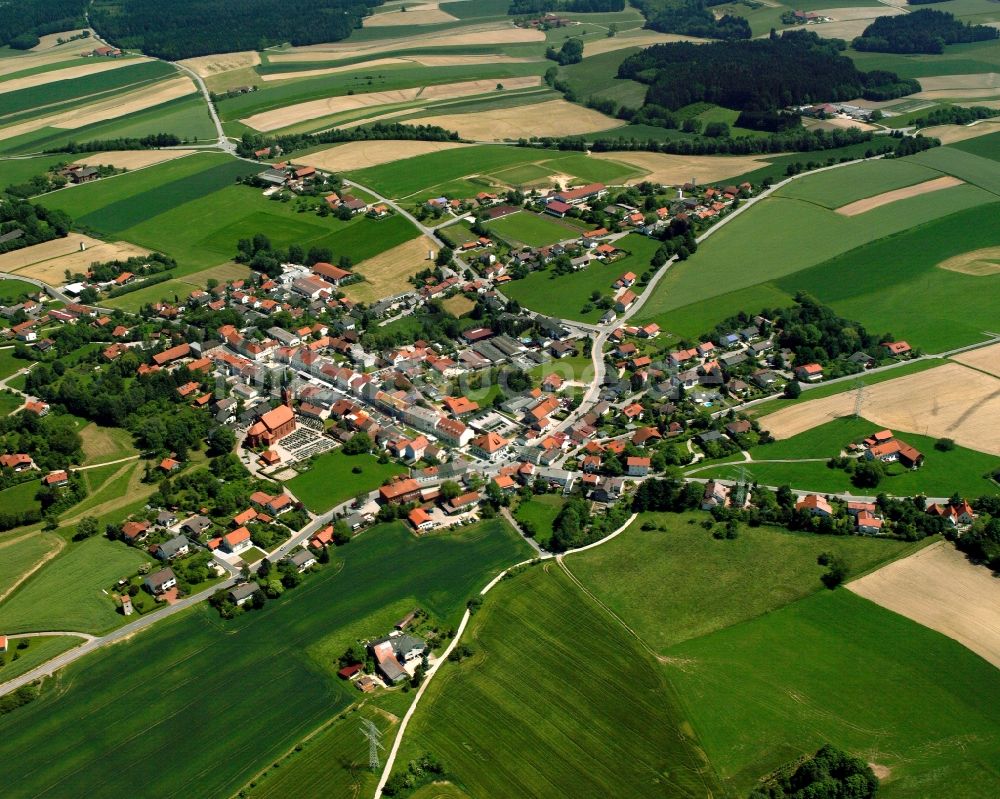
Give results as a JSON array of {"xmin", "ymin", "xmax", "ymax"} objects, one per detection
[
  {"xmin": 172, "ymin": 62, "xmax": 235, "ymax": 155},
  {"xmin": 0, "ymin": 575, "xmax": 236, "ymax": 697}
]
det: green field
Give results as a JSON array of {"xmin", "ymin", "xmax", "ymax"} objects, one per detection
[
  {"xmin": 486, "ymin": 211, "xmax": 580, "ymax": 247},
  {"xmin": 0, "ymin": 61, "xmax": 176, "ymax": 121},
  {"xmin": 0, "ymin": 536, "xmax": 151, "ymax": 634},
  {"xmin": 0, "ymin": 634, "xmax": 79, "ymax": 682},
  {"xmin": 775, "ymin": 158, "xmax": 940, "ymax": 208},
  {"xmin": 40, "ymin": 153, "xmax": 420, "ymax": 273},
  {"xmin": 566, "ymin": 511, "xmax": 916, "ymax": 652},
  {"xmin": 0, "ymin": 154, "xmax": 72, "ymax": 187},
  {"xmin": 693, "ymin": 416, "xmax": 1000, "ymax": 497},
  {"xmin": 503, "ymin": 233, "xmax": 660, "ymax": 321},
  {"xmin": 558, "ymin": 48, "xmax": 651, "ymax": 111},
  {"xmin": 0, "ymin": 349, "xmax": 28, "ymax": 381},
  {"xmin": 349, "ymin": 146, "xmax": 638, "ymax": 199},
  {"xmin": 395, "ymin": 564, "xmax": 722, "ymax": 798},
  {"xmin": 668, "ymin": 589, "xmax": 1000, "ymax": 796},
  {"xmin": 513, "ymin": 493, "xmax": 567, "ymax": 548},
  {"xmin": 0, "ymin": 390, "xmax": 22, "ymax": 416},
  {"xmin": 849, "ymin": 36, "xmax": 1000, "ymax": 78},
  {"xmin": 0, "ymin": 533, "xmax": 60, "ymax": 598},
  {"xmin": 952, "ymin": 130, "xmax": 1000, "ymax": 161},
  {"xmin": 774, "ymin": 203, "xmax": 1000, "ymax": 352},
  {"xmin": 638, "ymin": 181, "xmax": 993, "ymax": 327},
  {"xmin": 285, "ymin": 450, "xmax": 407, "ymax": 513},
  {"xmin": 0, "ymin": 520, "xmax": 530, "ymax": 797},
  {"xmin": 0, "ymin": 478, "xmax": 42, "ymax": 517},
  {"xmin": 245, "ymin": 690, "xmax": 412, "ymax": 799},
  {"xmin": 910, "ymin": 145, "xmax": 1000, "ymax": 197}
]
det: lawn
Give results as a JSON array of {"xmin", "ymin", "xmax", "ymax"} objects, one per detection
[
  {"xmin": 636, "ymin": 183, "xmax": 995, "ymax": 331},
  {"xmin": 513, "ymin": 493, "xmax": 567, "ymax": 548},
  {"xmin": 503, "ymin": 233, "xmax": 660, "ymax": 321},
  {"xmin": 0, "ymin": 478, "xmax": 41, "ymax": 517},
  {"xmin": 527, "ymin": 352, "xmax": 595, "ymax": 386},
  {"xmin": 667, "ymin": 589, "xmax": 1000, "ymax": 797},
  {"xmin": 0, "ymin": 634, "xmax": 79, "ymax": 682},
  {"xmin": 0, "ymin": 520, "xmax": 531, "ymax": 798},
  {"xmin": 566, "ymin": 511, "xmax": 917, "ymax": 652},
  {"xmin": 0, "ymin": 536, "xmax": 152, "ymax": 634},
  {"xmin": 0, "ymin": 390, "xmax": 23, "ymax": 416},
  {"xmin": 774, "ymin": 158, "xmax": 940, "ymax": 209},
  {"xmin": 0, "ymin": 278, "xmax": 39, "ymax": 303},
  {"xmin": 485, "ymin": 210, "xmax": 581, "ymax": 247},
  {"xmin": 698, "ymin": 416, "xmax": 1000, "ymax": 497},
  {"xmin": 0, "ymin": 349, "xmax": 28, "ymax": 380},
  {"xmin": 775, "ymin": 203, "xmax": 1000, "ymax": 352},
  {"xmin": 285, "ymin": 450, "xmax": 407, "ymax": 513},
  {"xmin": 394, "ymin": 564, "xmax": 723, "ymax": 798},
  {"xmin": 0, "ymin": 532, "xmax": 61, "ymax": 599}
]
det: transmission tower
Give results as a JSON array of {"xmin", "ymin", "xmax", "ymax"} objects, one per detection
[
  {"xmin": 360, "ymin": 719, "xmax": 384, "ymax": 772},
  {"xmin": 853, "ymin": 379, "xmax": 868, "ymax": 419},
  {"xmin": 733, "ymin": 464, "xmax": 752, "ymax": 508}
]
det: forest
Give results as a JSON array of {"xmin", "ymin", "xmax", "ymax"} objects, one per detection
[
  {"xmin": 0, "ymin": 0, "xmax": 87, "ymax": 49},
  {"xmin": 853, "ymin": 9, "xmax": 998, "ymax": 53},
  {"xmin": 0, "ymin": 201, "xmax": 72, "ymax": 256},
  {"xmin": 89, "ymin": 0, "xmax": 384, "ymax": 60},
  {"xmin": 618, "ymin": 30, "xmax": 919, "ymax": 111},
  {"xmin": 631, "ymin": 0, "xmax": 751, "ymax": 40},
  {"xmin": 508, "ymin": 0, "xmax": 624, "ymax": 14}
]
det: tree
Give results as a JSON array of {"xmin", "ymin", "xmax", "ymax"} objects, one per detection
[
  {"xmin": 439, "ymin": 481, "xmax": 462, "ymax": 501},
  {"xmin": 784, "ymin": 380, "xmax": 802, "ymax": 399},
  {"xmin": 208, "ymin": 426, "xmax": 236, "ymax": 456},
  {"xmin": 343, "ymin": 432, "xmax": 372, "ymax": 454},
  {"xmin": 852, "ymin": 459, "xmax": 884, "ymax": 489},
  {"xmin": 73, "ymin": 516, "xmax": 99, "ymax": 541},
  {"xmin": 436, "ymin": 246, "xmax": 454, "ymax": 266}
]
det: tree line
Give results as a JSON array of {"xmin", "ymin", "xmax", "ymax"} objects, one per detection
[
  {"xmin": 0, "ymin": 201, "xmax": 72, "ymax": 256},
  {"xmin": 618, "ymin": 30, "xmax": 919, "ymax": 112},
  {"xmin": 90, "ymin": 0, "xmax": 385, "ymax": 60},
  {"xmin": 508, "ymin": 0, "xmax": 624, "ymax": 13},
  {"xmin": 44, "ymin": 134, "xmax": 184, "ymax": 154},
  {"xmin": 234, "ymin": 121, "xmax": 461, "ymax": 159},
  {"xmin": 853, "ymin": 8, "xmax": 998, "ymax": 53}
]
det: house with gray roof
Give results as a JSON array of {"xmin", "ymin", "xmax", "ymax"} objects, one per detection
[{"xmin": 228, "ymin": 582, "xmax": 259, "ymax": 607}]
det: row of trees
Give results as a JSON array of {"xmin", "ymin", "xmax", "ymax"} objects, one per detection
[
  {"xmin": 233, "ymin": 121, "xmax": 461, "ymax": 159},
  {"xmin": 0, "ymin": 200, "xmax": 72, "ymax": 256},
  {"xmin": 45, "ymin": 134, "xmax": 184, "ymax": 154},
  {"xmin": 619, "ymin": 30, "xmax": 919, "ymax": 112},
  {"xmin": 854, "ymin": 9, "xmax": 998, "ymax": 54},
  {"xmin": 509, "ymin": 0, "xmax": 624, "ymax": 13}
]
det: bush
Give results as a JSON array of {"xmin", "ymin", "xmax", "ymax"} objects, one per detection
[{"xmin": 935, "ymin": 437, "xmax": 955, "ymax": 452}]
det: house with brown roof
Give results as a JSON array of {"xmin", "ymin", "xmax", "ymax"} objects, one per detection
[
  {"xmin": 0, "ymin": 453, "xmax": 34, "ymax": 471},
  {"xmin": 796, "ymin": 494, "xmax": 832, "ymax": 517},
  {"xmin": 470, "ymin": 432, "xmax": 510, "ymax": 462}
]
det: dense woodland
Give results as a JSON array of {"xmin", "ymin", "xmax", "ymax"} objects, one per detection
[
  {"xmin": 853, "ymin": 9, "xmax": 998, "ymax": 53},
  {"xmin": 508, "ymin": 0, "xmax": 625, "ymax": 13},
  {"xmin": 633, "ymin": 0, "xmax": 751, "ymax": 39},
  {"xmin": 0, "ymin": 0, "xmax": 87, "ymax": 49},
  {"xmin": 619, "ymin": 31, "xmax": 919, "ymax": 112},
  {"xmin": 90, "ymin": 0, "xmax": 384, "ymax": 60},
  {"xmin": 0, "ymin": 201, "xmax": 72, "ymax": 256},
  {"xmin": 749, "ymin": 745, "xmax": 879, "ymax": 799}
]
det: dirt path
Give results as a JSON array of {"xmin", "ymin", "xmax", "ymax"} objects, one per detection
[{"xmin": 0, "ymin": 532, "xmax": 64, "ymax": 603}]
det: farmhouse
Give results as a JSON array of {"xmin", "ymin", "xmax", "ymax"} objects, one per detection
[
  {"xmin": 370, "ymin": 634, "xmax": 426, "ymax": 684},
  {"xmin": 0, "ymin": 453, "xmax": 34, "ymax": 471},
  {"xmin": 862, "ymin": 430, "xmax": 924, "ymax": 469}
]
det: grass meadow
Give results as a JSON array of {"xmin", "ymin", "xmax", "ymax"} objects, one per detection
[
  {"xmin": 911, "ymin": 145, "xmax": 1000, "ymax": 197},
  {"xmin": 503, "ymin": 233, "xmax": 660, "ymax": 321},
  {"xmin": 285, "ymin": 450, "xmax": 407, "ymax": 513},
  {"xmin": 566, "ymin": 511, "xmax": 917, "ymax": 652},
  {"xmin": 395, "ymin": 564, "xmax": 723, "ymax": 798},
  {"xmin": 0, "ymin": 536, "xmax": 152, "ymax": 634},
  {"xmin": 693, "ymin": 416, "xmax": 1000, "ymax": 497},
  {"xmin": 0, "ymin": 634, "xmax": 79, "ymax": 682},
  {"xmin": 0, "ymin": 532, "xmax": 61, "ymax": 598},
  {"xmin": 485, "ymin": 210, "xmax": 581, "ymax": 247},
  {"xmin": 513, "ymin": 493, "xmax": 566, "ymax": 548},
  {"xmin": 774, "ymin": 158, "xmax": 940, "ymax": 208},
  {"xmin": 0, "ymin": 278, "xmax": 39, "ymax": 303},
  {"xmin": 0, "ymin": 390, "xmax": 23, "ymax": 416},
  {"xmin": 952, "ymin": 131, "xmax": 1000, "ymax": 161},
  {"xmin": 0, "ymin": 478, "xmax": 41, "ymax": 516},
  {"xmin": 667, "ymin": 589, "xmax": 1000, "ymax": 797},
  {"xmin": 0, "ymin": 521, "xmax": 531, "ymax": 798}
]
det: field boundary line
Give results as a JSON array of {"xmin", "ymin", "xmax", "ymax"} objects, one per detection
[{"xmin": 0, "ymin": 533, "xmax": 64, "ymax": 604}]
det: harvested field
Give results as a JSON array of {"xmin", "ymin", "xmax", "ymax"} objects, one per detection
[
  {"xmin": 591, "ymin": 150, "xmax": 777, "ymax": 184},
  {"xmin": 0, "ymin": 75, "xmax": 195, "ymax": 141},
  {"xmin": 344, "ymin": 235, "xmax": 437, "ymax": 303},
  {"xmin": 0, "ymin": 57, "xmax": 148, "ymax": 95},
  {"xmin": 366, "ymin": 2, "xmax": 459, "ymax": 26},
  {"xmin": 920, "ymin": 121, "xmax": 1000, "ymax": 144},
  {"xmin": 835, "ymin": 175, "xmax": 963, "ymax": 216},
  {"xmin": 848, "ymin": 541, "xmax": 1000, "ymax": 670},
  {"xmin": 808, "ymin": 7, "xmax": 904, "ymax": 39},
  {"xmin": 0, "ymin": 49, "xmax": 82, "ymax": 79},
  {"xmin": 241, "ymin": 76, "xmax": 540, "ymax": 131},
  {"xmin": 938, "ymin": 246, "xmax": 1000, "ymax": 276},
  {"xmin": 0, "ymin": 234, "xmax": 151, "ymax": 285},
  {"xmin": 952, "ymin": 341, "xmax": 1000, "ymax": 376},
  {"xmin": 583, "ymin": 30, "xmax": 706, "ymax": 56},
  {"xmin": 31, "ymin": 30, "xmax": 90, "ymax": 50},
  {"xmin": 72, "ymin": 149, "xmax": 198, "ymax": 169},
  {"xmin": 919, "ymin": 73, "xmax": 1000, "ymax": 93},
  {"xmin": 337, "ymin": 108, "xmax": 425, "ymax": 128},
  {"xmin": 758, "ymin": 362, "xmax": 1000, "ymax": 456},
  {"xmin": 408, "ymin": 97, "xmax": 617, "ymax": 140},
  {"xmin": 267, "ymin": 24, "xmax": 544, "ymax": 62},
  {"xmin": 259, "ymin": 54, "xmax": 540, "ymax": 82},
  {"xmin": 178, "ymin": 51, "xmax": 260, "ymax": 78},
  {"xmin": 803, "ymin": 117, "xmax": 879, "ymax": 133},
  {"xmin": 301, "ymin": 140, "xmax": 470, "ymax": 171}
]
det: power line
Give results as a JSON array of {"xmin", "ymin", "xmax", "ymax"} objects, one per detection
[{"xmin": 360, "ymin": 718, "xmax": 384, "ymax": 772}]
